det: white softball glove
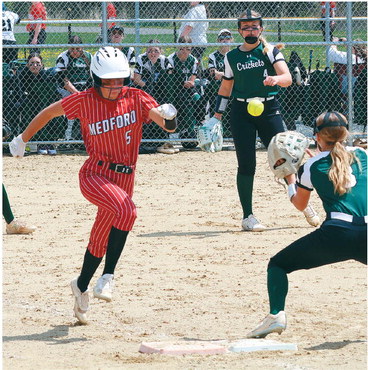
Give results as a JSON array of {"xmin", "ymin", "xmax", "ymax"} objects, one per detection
[
  {"xmin": 268, "ymin": 131, "xmax": 310, "ymax": 179},
  {"xmin": 197, "ymin": 117, "xmax": 223, "ymax": 153},
  {"xmin": 9, "ymin": 134, "xmax": 27, "ymax": 158}
]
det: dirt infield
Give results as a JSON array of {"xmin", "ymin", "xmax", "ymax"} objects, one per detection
[{"xmin": 3, "ymin": 150, "xmax": 366, "ymax": 370}]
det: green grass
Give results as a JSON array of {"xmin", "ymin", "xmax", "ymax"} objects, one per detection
[{"xmin": 14, "ymin": 25, "xmax": 366, "ymax": 70}]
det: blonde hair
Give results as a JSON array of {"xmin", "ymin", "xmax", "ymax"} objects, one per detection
[
  {"xmin": 316, "ymin": 112, "xmax": 360, "ymax": 195},
  {"xmin": 259, "ymin": 35, "xmax": 284, "ymax": 54}
]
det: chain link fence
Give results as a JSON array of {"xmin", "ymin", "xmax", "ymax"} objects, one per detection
[{"xmin": 2, "ymin": 1, "xmax": 367, "ymax": 153}]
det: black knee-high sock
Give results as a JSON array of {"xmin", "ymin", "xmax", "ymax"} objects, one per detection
[
  {"xmin": 103, "ymin": 227, "xmax": 129, "ymax": 275},
  {"xmin": 77, "ymin": 248, "xmax": 103, "ymax": 292}
]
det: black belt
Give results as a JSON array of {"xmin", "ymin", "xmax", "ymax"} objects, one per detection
[{"xmin": 97, "ymin": 160, "xmax": 133, "ymax": 174}]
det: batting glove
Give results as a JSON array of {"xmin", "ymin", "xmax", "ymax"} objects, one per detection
[
  {"xmin": 157, "ymin": 104, "xmax": 177, "ymax": 120},
  {"xmin": 9, "ymin": 134, "xmax": 27, "ymax": 158}
]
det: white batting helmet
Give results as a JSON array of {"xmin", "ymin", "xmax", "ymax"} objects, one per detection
[{"xmin": 90, "ymin": 47, "xmax": 130, "ymax": 86}]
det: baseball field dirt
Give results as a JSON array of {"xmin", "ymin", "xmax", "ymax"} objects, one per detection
[{"xmin": 3, "ymin": 149, "xmax": 366, "ymax": 369}]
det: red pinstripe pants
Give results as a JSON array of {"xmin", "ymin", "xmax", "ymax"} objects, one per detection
[{"xmin": 79, "ymin": 159, "xmax": 137, "ymax": 258}]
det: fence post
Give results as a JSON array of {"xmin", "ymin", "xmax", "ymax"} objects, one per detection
[
  {"xmin": 325, "ymin": 1, "xmax": 331, "ymax": 68},
  {"xmin": 135, "ymin": 2, "xmax": 141, "ymax": 56},
  {"xmin": 346, "ymin": 2, "xmax": 354, "ymax": 132},
  {"xmin": 102, "ymin": 2, "xmax": 108, "ymax": 44}
]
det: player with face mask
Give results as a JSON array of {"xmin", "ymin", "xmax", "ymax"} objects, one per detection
[{"xmin": 212, "ymin": 9, "xmax": 320, "ymax": 231}]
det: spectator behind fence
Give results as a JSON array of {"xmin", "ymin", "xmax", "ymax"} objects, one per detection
[
  {"xmin": 96, "ymin": 2, "xmax": 117, "ymax": 43},
  {"xmin": 2, "ymin": 3, "xmax": 21, "ymax": 64},
  {"xmin": 320, "ymin": 1, "xmax": 336, "ymax": 41},
  {"xmin": 133, "ymin": 40, "xmax": 178, "ymax": 154},
  {"xmin": 328, "ymin": 37, "xmax": 367, "ymax": 113},
  {"xmin": 350, "ymin": 43, "xmax": 367, "ymax": 130},
  {"xmin": 55, "ymin": 35, "xmax": 92, "ymax": 141},
  {"xmin": 204, "ymin": 29, "xmax": 234, "ymax": 137},
  {"xmin": 109, "ymin": 25, "xmax": 136, "ymax": 67},
  {"xmin": 26, "ymin": 1, "xmax": 47, "ymax": 55},
  {"xmin": 167, "ymin": 36, "xmax": 200, "ymax": 149},
  {"xmin": 329, "ymin": 37, "xmax": 367, "ymax": 94},
  {"xmin": 17, "ymin": 53, "xmax": 62, "ymax": 155},
  {"xmin": 178, "ymin": 1, "xmax": 208, "ymax": 67}
]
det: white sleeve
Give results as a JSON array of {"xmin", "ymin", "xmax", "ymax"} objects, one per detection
[
  {"xmin": 192, "ymin": 56, "xmax": 199, "ymax": 75},
  {"xmin": 56, "ymin": 53, "xmax": 68, "ymax": 69},
  {"xmin": 297, "ymin": 163, "xmax": 314, "ymax": 191},
  {"xmin": 208, "ymin": 53, "xmax": 216, "ymax": 69},
  {"xmin": 223, "ymin": 54, "xmax": 234, "ymax": 79},
  {"xmin": 128, "ymin": 47, "xmax": 136, "ymax": 64},
  {"xmin": 183, "ymin": 8, "xmax": 196, "ymax": 28},
  {"xmin": 328, "ymin": 47, "xmax": 348, "ymax": 64},
  {"xmin": 266, "ymin": 46, "xmax": 285, "ymax": 65},
  {"xmin": 134, "ymin": 55, "xmax": 143, "ymax": 74}
]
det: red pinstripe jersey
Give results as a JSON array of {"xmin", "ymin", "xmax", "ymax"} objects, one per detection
[{"xmin": 61, "ymin": 87, "xmax": 159, "ymax": 165}]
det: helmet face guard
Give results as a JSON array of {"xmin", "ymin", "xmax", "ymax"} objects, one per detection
[{"xmin": 237, "ymin": 9, "xmax": 263, "ymax": 29}]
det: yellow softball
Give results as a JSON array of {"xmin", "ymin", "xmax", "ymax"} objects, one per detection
[{"xmin": 247, "ymin": 99, "xmax": 264, "ymax": 116}]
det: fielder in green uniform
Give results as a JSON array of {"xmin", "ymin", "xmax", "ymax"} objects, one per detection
[
  {"xmin": 247, "ymin": 111, "xmax": 367, "ymax": 338},
  {"xmin": 213, "ymin": 9, "xmax": 319, "ymax": 231}
]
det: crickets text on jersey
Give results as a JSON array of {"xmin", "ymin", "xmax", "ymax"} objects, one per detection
[
  {"xmin": 237, "ymin": 60, "xmax": 265, "ymax": 71},
  {"xmin": 88, "ymin": 111, "xmax": 137, "ymax": 136}
]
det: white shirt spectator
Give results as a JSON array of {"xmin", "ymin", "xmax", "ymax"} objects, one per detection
[
  {"xmin": 328, "ymin": 45, "xmax": 365, "ymax": 65},
  {"xmin": 178, "ymin": 2, "xmax": 208, "ymax": 44},
  {"xmin": 2, "ymin": 10, "xmax": 20, "ymax": 42}
]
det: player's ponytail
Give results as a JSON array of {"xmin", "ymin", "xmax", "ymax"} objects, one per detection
[
  {"xmin": 259, "ymin": 35, "xmax": 284, "ymax": 55},
  {"xmin": 316, "ymin": 112, "xmax": 361, "ymax": 195}
]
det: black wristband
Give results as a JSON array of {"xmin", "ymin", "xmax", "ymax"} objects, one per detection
[
  {"xmin": 164, "ymin": 117, "xmax": 177, "ymax": 130},
  {"xmin": 215, "ymin": 95, "xmax": 229, "ymax": 114}
]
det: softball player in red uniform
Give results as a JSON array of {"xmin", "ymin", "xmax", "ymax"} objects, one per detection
[{"xmin": 10, "ymin": 47, "xmax": 177, "ymax": 324}]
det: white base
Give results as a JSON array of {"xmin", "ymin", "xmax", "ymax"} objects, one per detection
[
  {"xmin": 139, "ymin": 338, "xmax": 297, "ymax": 355},
  {"xmin": 139, "ymin": 341, "xmax": 227, "ymax": 355},
  {"xmin": 228, "ymin": 338, "xmax": 297, "ymax": 353}
]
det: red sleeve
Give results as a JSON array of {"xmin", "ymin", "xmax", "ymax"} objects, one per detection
[
  {"xmin": 138, "ymin": 90, "xmax": 159, "ymax": 123},
  {"xmin": 61, "ymin": 92, "xmax": 84, "ymax": 120},
  {"xmin": 107, "ymin": 3, "xmax": 117, "ymax": 18},
  {"xmin": 33, "ymin": 3, "xmax": 47, "ymax": 20}
]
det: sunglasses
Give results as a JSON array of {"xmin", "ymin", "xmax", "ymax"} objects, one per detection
[
  {"xmin": 179, "ymin": 47, "xmax": 192, "ymax": 51},
  {"xmin": 241, "ymin": 26, "xmax": 261, "ymax": 31},
  {"xmin": 70, "ymin": 47, "xmax": 82, "ymax": 51},
  {"xmin": 112, "ymin": 31, "xmax": 123, "ymax": 35},
  {"xmin": 218, "ymin": 35, "xmax": 232, "ymax": 40}
]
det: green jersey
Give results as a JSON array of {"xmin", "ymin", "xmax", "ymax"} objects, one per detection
[
  {"xmin": 224, "ymin": 44, "xmax": 284, "ymax": 99},
  {"xmin": 121, "ymin": 46, "xmax": 135, "ymax": 66},
  {"xmin": 167, "ymin": 52, "xmax": 198, "ymax": 82},
  {"xmin": 297, "ymin": 147, "xmax": 367, "ymax": 216},
  {"xmin": 208, "ymin": 50, "xmax": 226, "ymax": 72},
  {"xmin": 56, "ymin": 50, "xmax": 92, "ymax": 91}
]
